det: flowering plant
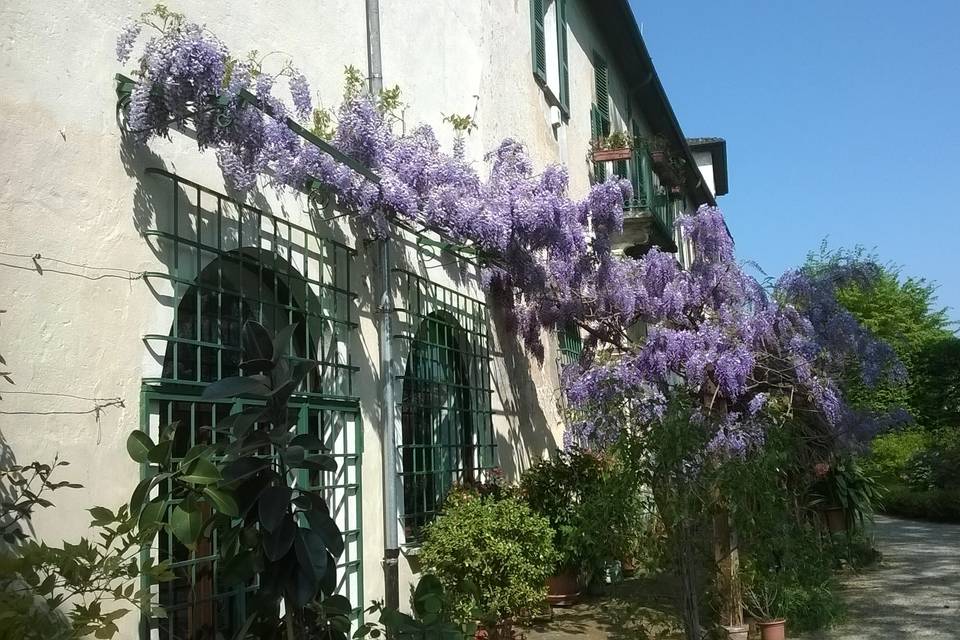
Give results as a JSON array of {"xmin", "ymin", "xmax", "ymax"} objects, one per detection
[{"xmin": 116, "ymin": 5, "xmax": 633, "ymax": 358}]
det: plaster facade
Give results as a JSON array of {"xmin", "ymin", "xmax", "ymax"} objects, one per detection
[{"xmin": 0, "ymin": 1, "xmax": 721, "ymax": 636}]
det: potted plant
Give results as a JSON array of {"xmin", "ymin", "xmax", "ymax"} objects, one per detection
[
  {"xmin": 590, "ymin": 130, "xmax": 634, "ymax": 162},
  {"xmin": 811, "ymin": 458, "xmax": 881, "ymax": 533},
  {"xmin": 419, "ymin": 486, "xmax": 557, "ymax": 638},
  {"xmin": 647, "ymin": 134, "xmax": 671, "ymax": 166},
  {"xmin": 519, "ymin": 450, "xmax": 620, "ymax": 605},
  {"xmin": 744, "ymin": 578, "xmax": 787, "ymax": 640}
]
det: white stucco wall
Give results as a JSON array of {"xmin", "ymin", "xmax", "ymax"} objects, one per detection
[
  {"xmin": 0, "ymin": 1, "xmax": 703, "ymax": 635},
  {"xmin": 693, "ymin": 149, "xmax": 717, "ymax": 197}
]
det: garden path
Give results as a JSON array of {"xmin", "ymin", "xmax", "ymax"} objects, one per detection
[{"xmin": 801, "ymin": 515, "xmax": 960, "ymax": 639}]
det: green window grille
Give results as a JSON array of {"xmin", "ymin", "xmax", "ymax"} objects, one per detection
[
  {"xmin": 592, "ymin": 52, "xmax": 612, "ymax": 182},
  {"xmin": 557, "ymin": 325, "xmax": 583, "ymax": 371},
  {"xmin": 139, "ymin": 169, "xmax": 363, "ymax": 638},
  {"xmin": 394, "ymin": 269, "xmax": 496, "ymax": 539}
]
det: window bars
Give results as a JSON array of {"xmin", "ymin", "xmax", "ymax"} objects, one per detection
[
  {"xmin": 392, "ymin": 269, "xmax": 497, "ymax": 539},
  {"xmin": 138, "ymin": 169, "xmax": 363, "ymax": 637}
]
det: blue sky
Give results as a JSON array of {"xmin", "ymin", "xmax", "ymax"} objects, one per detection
[{"xmin": 629, "ymin": 0, "xmax": 960, "ymax": 324}]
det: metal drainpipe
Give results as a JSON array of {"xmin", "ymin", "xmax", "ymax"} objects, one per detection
[{"xmin": 365, "ymin": 0, "xmax": 400, "ymax": 614}]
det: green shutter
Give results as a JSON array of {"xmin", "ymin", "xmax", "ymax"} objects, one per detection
[
  {"xmin": 557, "ymin": 0, "xmax": 570, "ymax": 113},
  {"xmin": 614, "ymin": 159, "xmax": 628, "ymax": 179},
  {"xmin": 531, "ymin": 0, "xmax": 546, "ymax": 82},
  {"xmin": 594, "ymin": 53, "xmax": 610, "ymax": 121},
  {"xmin": 592, "ymin": 105, "xmax": 606, "ymax": 181},
  {"xmin": 630, "ymin": 120, "xmax": 644, "ymax": 207}
]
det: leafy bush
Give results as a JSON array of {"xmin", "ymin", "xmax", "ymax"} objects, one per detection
[
  {"xmin": 0, "ymin": 459, "xmax": 169, "ymax": 639},
  {"xmin": 354, "ymin": 574, "xmax": 476, "ymax": 640},
  {"xmin": 518, "ymin": 449, "xmax": 640, "ymax": 578},
  {"xmin": 881, "ymin": 485, "xmax": 960, "ymax": 522},
  {"xmin": 862, "ymin": 429, "xmax": 927, "ymax": 485},
  {"xmin": 419, "ymin": 488, "xmax": 556, "ymax": 627}
]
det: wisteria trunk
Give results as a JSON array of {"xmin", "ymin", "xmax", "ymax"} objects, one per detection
[
  {"xmin": 713, "ymin": 508, "xmax": 744, "ymax": 627},
  {"xmin": 676, "ymin": 522, "xmax": 702, "ymax": 640}
]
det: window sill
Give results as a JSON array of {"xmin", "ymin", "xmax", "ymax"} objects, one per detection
[
  {"xmin": 535, "ymin": 77, "xmax": 569, "ymax": 121},
  {"xmin": 401, "ymin": 541, "xmax": 423, "ymax": 557}
]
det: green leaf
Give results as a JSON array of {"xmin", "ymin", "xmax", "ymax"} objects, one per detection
[
  {"xmin": 169, "ymin": 503, "xmax": 203, "ymax": 549},
  {"xmin": 242, "ymin": 320, "xmax": 274, "ymax": 362},
  {"xmin": 201, "ymin": 376, "xmax": 271, "ymax": 400},
  {"xmin": 222, "ymin": 457, "xmax": 272, "ymax": 487},
  {"xmin": 263, "ymin": 517, "xmax": 296, "ymax": 561},
  {"xmin": 88, "ymin": 506, "xmax": 114, "ymax": 524},
  {"xmin": 215, "ymin": 408, "xmax": 267, "ymax": 438},
  {"xmin": 307, "ymin": 509, "xmax": 345, "ymax": 558},
  {"xmin": 272, "ymin": 323, "xmax": 299, "ymax": 363},
  {"xmin": 258, "ymin": 486, "xmax": 291, "ymax": 531},
  {"xmin": 203, "ymin": 486, "xmax": 239, "ymax": 517},
  {"xmin": 138, "ymin": 498, "xmax": 166, "ymax": 530},
  {"xmin": 147, "ymin": 440, "xmax": 173, "ymax": 465},
  {"xmin": 126, "ymin": 431, "xmax": 155, "ymax": 463},
  {"xmin": 297, "ymin": 454, "xmax": 338, "ymax": 473},
  {"xmin": 290, "ymin": 433, "xmax": 325, "ymax": 451},
  {"xmin": 180, "ymin": 457, "xmax": 221, "ymax": 485}
]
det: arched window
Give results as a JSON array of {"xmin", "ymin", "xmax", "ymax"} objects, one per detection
[
  {"xmin": 400, "ymin": 311, "xmax": 478, "ymax": 537},
  {"xmin": 139, "ymin": 172, "xmax": 361, "ymax": 639}
]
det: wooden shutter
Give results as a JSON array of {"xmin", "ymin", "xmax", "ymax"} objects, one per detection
[
  {"xmin": 557, "ymin": 0, "xmax": 570, "ymax": 113},
  {"xmin": 531, "ymin": 0, "xmax": 547, "ymax": 82},
  {"xmin": 594, "ymin": 53, "xmax": 610, "ymax": 122},
  {"xmin": 592, "ymin": 105, "xmax": 606, "ymax": 181},
  {"xmin": 630, "ymin": 120, "xmax": 644, "ymax": 206}
]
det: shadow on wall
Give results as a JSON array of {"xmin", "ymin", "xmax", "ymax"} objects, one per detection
[{"xmin": 489, "ymin": 302, "xmax": 558, "ymax": 482}]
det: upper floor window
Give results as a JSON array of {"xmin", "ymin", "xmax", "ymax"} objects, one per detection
[
  {"xmin": 591, "ymin": 52, "xmax": 612, "ymax": 181},
  {"xmin": 532, "ymin": 0, "xmax": 570, "ymax": 115}
]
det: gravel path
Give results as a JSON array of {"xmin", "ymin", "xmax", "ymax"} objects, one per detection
[{"xmin": 802, "ymin": 515, "xmax": 960, "ymax": 639}]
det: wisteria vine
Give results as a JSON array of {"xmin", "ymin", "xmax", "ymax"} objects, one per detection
[
  {"xmin": 116, "ymin": 7, "xmax": 631, "ymax": 359},
  {"xmin": 116, "ymin": 7, "xmax": 903, "ymax": 465}
]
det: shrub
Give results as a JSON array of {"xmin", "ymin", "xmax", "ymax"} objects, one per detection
[
  {"xmin": 518, "ymin": 449, "xmax": 640, "ymax": 579},
  {"xmin": 419, "ymin": 488, "xmax": 557, "ymax": 627},
  {"xmin": 881, "ymin": 485, "xmax": 960, "ymax": 522},
  {"xmin": 862, "ymin": 429, "xmax": 927, "ymax": 485}
]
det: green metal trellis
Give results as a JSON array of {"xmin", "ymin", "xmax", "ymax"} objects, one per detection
[
  {"xmin": 137, "ymin": 169, "xmax": 364, "ymax": 638},
  {"xmin": 392, "ymin": 268, "xmax": 497, "ymax": 539}
]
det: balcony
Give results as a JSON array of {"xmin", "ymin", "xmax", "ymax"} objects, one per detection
[{"xmin": 611, "ymin": 147, "xmax": 679, "ymax": 257}]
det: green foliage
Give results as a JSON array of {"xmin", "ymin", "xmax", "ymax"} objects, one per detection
[
  {"xmin": 418, "ymin": 488, "xmax": 556, "ymax": 627},
  {"xmin": 519, "ymin": 449, "xmax": 645, "ymax": 579},
  {"xmin": 354, "ymin": 574, "xmax": 477, "ymax": 640},
  {"xmin": 719, "ymin": 428, "xmax": 850, "ymax": 632},
  {"xmin": 124, "ymin": 320, "xmax": 347, "ymax": 639},
  {"xmin": 862, "ymin": 428, "xmax": 928, "ymax": 485},
  {"xmin": 811, "ymin": 457, "xmax": 882, "ymax": 529},
  {"xmin": 309, "ymin": 66, "xmax": 405, "ymax": 140},
  {"xmin": 803, "ymin": 243, "xmax": 956, "ymax": 424},
  {"xmin": 881, "ymin": 485, "xmax": 960, "ymax": 522},
  {"xmin": 442, "ymin": 113, "xmax": 477, "ymax": 136},
  {"xmin": 0, "ymin": 459, "xmax": 170, "ymax": 639}
]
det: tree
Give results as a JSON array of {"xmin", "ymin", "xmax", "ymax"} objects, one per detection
[{"xmin": 803, "ymin": 244, "xmax": 957, "ymax": 429}]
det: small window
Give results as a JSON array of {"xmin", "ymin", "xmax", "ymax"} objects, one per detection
[
  {"xmin": 532, "ymin": 0, "xmax": 570, "ymax": 113},
  {"xmin": 592, "ymin": 53, "xmax": 612, "ymax": 181}
]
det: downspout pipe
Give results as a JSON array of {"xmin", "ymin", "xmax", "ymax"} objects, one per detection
[{"xmin": 365, "ymin": 0, "xmax": 400, "ymax": 614}]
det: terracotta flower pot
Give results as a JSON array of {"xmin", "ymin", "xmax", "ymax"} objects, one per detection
[
  {"xmin": 823, "ymin": 506, "xmax": 846, "ymax": 533},
  {"xmin": 546, "ymin": 570, "xmax": 581, "ymax": 606},
  {"xmin": 475, "ymin": 619, "xmax": 513, "ymax": 640},
  {"xmin": 722, "ymin": 623, "xmax": 749, "ymax": 640},
  {"xmin": 758, "ymin": 619, "xmax": 786, "ymax": 640},
  {"xmin": 592, "ymin": 147, "xmax": 632, "ymax": 162},
  {"xmin": 621, "ymin": 557, "xmax": 637, "ymax": 577},
  {"xmin": 650, "ymin": 149, "xmax": 667, "ymax": 165}
]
